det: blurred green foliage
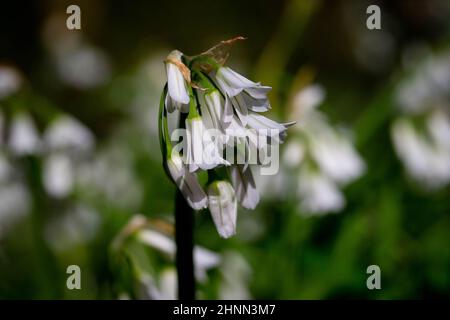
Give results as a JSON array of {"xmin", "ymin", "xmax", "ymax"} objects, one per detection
[{"xmin": 0, "ymin": 0, "xmax": 449, "ymax": 299}]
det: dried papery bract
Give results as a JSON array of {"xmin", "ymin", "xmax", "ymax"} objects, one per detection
[{"xmin": 189, "ymin": 36, "xmax": 246, "ymax": 73}]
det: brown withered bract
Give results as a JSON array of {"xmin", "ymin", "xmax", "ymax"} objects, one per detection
[{"xmin": 191, "ymin": 36, "xmax": 246, "ymax": 73}]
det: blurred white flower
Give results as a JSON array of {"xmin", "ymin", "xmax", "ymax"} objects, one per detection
[
  {"xmin": 56, "ymin": 45, "xmax": 111, "ymax": 89},
  {"xmin": 391, "ymin": 115, "xmax": 450, "ymax": 189},
  {"xmin": 137, "ymin": 229, "xmax": 175, "ymax": 256},
  {"xmin": 395, "ymin": 51, "xmax": 450, "ymax": 115},
  {"xmin": 219, "ymin": 251, "xmax": 252, "ymax": 300},
  {"xmin": 44, "ymin": 204, "xmax": 101, "ymax": 251},
  {"xmin": 42, "ymin": 13, "xmax": 111, "ymax": 89},
  {"xmin": 290, "ymin": 84, "xmax": 325, "ymax": 119},
  {"xmin": 298, "ymin": 167, "xmax": 345, "ymax": 214},
  {"xmin": 392, "ymin": 49, "xmax": 450, "ymax": 190},
  {"xmin": 280, "ymin": 84, "xmax": 365, "ymax": 215},
  {"xmin": 426, "ymin": 108, "xmax": 450, "ymax": 150},
  {"xmin": 8, "ymin": 113, "xmax": 41, "ymax": 156},
  {"xmin": 43, "ymin": 153, "xmax": 74, "ymax": 198},
  {"xmin": 310, "ymin": 130, "xmax": 366, "ymax": 185},
  {"xmin": 43, "ymin": 115, "xmax": 95, "ymax": 153},
  {"xmin": 0, "ymin": 66, "xmax": 22, "ymax": 99},
  {"xmin": 138, "ymin": 268, "xmax": 177, "ymax": 300},
  {"xmin": 42, "ymin": 115, "xmax": 95, "ymax": 198},
  {"xmin": 254, "ymin": 165, "xmax": 289, "ymax": 200},
  {"xmin": 158, "ymin": 269, "xmax": 177, "ymax": 300},
  {"xmin": 194, "ymin": 246, "xmax": 221, "ymax": 282},
  {"xmin": 137, "ymin": 228, "xmax": 221, "ymax": 283},
  {"xmin": 282, "ymin": 140, "xmax": 305, "ymax": 168},
  {"xmin": 77, "ymin": 144, "xmax": 142, "ymax": 209}
]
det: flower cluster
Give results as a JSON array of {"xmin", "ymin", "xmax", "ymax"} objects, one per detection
[
  {"xmin": 392, "ymin": 49, "xmax": 450, "ymax": 189},
  {"xmin": 260, "ymin": 84, "xmax": 366, "ymax": 215},
  {"xmin": 159, "ymin": 38, "xmax": 292, "ymax": 238}
]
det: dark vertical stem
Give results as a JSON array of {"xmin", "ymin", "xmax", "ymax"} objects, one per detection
[
  {"xmin": 174, "ymin": 190, "xmax": 195, "ymax": 300},
  {"xmin": 174, "ymin": 109, "xmax": 195, "ymax": 300}
]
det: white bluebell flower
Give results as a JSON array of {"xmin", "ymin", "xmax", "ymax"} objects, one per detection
[
  {"xmin": 167, "ymin": 152, "xmax": 207, "ymax": 210},
  {"xmin": 165, "ymin": 50, "xmax": 190, "ymax": 113},
  {"xmin": 215, "ymin": 66, "xmax": 271, "ymax": 125},
  {"xmin": 207, "ymin": 181, "xmax": 237, "ymax": 238}
]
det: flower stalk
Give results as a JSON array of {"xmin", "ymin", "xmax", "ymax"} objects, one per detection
[{"xmin": 158, "ymin": 37, "xmax": 293, "ymax": 299}]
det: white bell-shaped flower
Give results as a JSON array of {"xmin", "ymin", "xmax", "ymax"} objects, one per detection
[
  {"xmin": 8, "ymin": 113, "xmax": 41, "ymax": 156},
  {"xmin": 207, "ymin": 181, "xmax": 237, "ymax": 238},
  {"xmin": 165, "ymin": 50, "xmax": 190, "ymax": 112},
  {"xmin": 215, "ymin": 66, "xmax": 271, "ymax": 125},
  {"xmin": 167, "ymin": 152, "xmax": 207, "ymax": 210},
  {"xmin": 230, "ymin": 165, "xmax": 260, "ymax": 209}
]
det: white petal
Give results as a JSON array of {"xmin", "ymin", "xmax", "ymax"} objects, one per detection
[
  {"xmin": 231, "ymin": 95, "xmax": 249, "ymax": 126},
  {"xmin": 230, "ymin": 165, "xmax": 260, "ymax": 209},
  {"xmin": 217, "ymin": 67, "xmax": 257, "ymax": 91},
  {"xmin": 246, "ymin": 113, "xmax": 288, "ymax": 144},
  {"xmin": 205, "ymin": 91, "xmax": 223, "ymax": 128},
  {"xmin": 199, "ymin": 91, "xmax": 218, "ymax": 130},
  {"xmin": 167, "ymin": 153, "xmax": 207, "ymax": 210},
  {"xmin": 166, "ymin": 53, "xmax": 190, "ymax": 104},
  {"xmin": 183, "ymin": 172, "xmax": 208, "ymax": 209},
  {"xmin": 223, "ymin": 96, "xmax": 233, "ymax": 125},
  {"xmin": 165, "ymin": 92, "xmax": 175, "ymax": 113},
  {"xmin": 215, "ymin": 75, "xmax": 242, "ymax": 97},
  {"xmin": 207, "ymin": 181, "xmax": 237, "ymax": 238},
  {"xmin": 186, "ymin": 117, "xmax": 205, "ymax": 171},
  {"xmin": 241, "ymin": 92, "xmax": 271, "ymax": 113},
  {"xmin": 244, "ymin": 86, "xmax": 271, "ymax": 99}
]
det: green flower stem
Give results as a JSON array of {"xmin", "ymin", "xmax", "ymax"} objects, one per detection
[
  {"xmin": 158, "ymin": 85, "xmax": 172, "ymax": 158},
  {"xmin": 186, "ymin": 84, "xmax": 200, "ymax": 119}
]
